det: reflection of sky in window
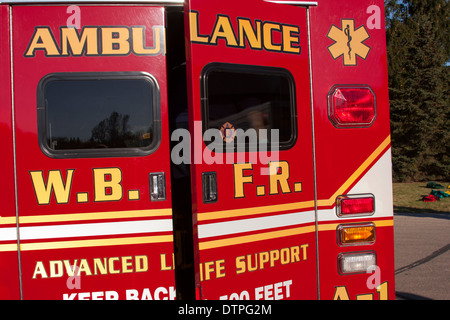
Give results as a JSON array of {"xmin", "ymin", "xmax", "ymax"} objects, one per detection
[{"xmin": 45, "ymin": 79, "xmax": 153, "ymax": 141}]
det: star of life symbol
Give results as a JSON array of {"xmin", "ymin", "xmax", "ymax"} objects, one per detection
[{"xmin": 327, "ymin": 19, "xmax": 370, "ymax": 66}]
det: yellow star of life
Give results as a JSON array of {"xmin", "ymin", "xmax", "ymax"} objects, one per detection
[{"xmin": 327, "ymin": 19, "xmax": 370, "ymax": 66}]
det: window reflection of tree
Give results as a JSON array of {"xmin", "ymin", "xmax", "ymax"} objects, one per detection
[
  {"xmin": 50, "ymin": 111, "xmax": 152, "ymax": 150},
  {"xmin": 91, "ymin": 112, "xmax": 131, "ymax": 148}
]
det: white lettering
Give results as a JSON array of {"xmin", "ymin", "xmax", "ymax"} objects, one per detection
[{"xmin": 62, "ymin": 287, "xmax": 175, "ymax": 300}]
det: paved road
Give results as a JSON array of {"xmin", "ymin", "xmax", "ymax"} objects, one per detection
[{"xmin": 394, "ymin": 213, "xmax": 450, "ymax": 300}]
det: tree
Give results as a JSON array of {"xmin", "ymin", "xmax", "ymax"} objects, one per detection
[
  {"xmin": 385, "ymin": 0, "xmax": 449, "ymax": 182},
  {"xmin": 91, "ymin": 111, "xmax": 133, "ymax": 148}
]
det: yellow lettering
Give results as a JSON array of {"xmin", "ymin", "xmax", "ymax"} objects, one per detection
[
  {"xmin": 377, "ymin": 282, "xmax": 389, "ymax": 300},
  {"xmin": 33, "ymin": 255, "xmax": 152, "ymax": 279},
  {"xmin": 200, "ymin": 259, "xmax": 225, "ymax": 281},
  {"xmin": 25, "ymin": 27, "xmax": 60, "ymax": 56},
  {"xmin": 61, "ymin": 27, "xmax": 98, "ymax": 55},
  {"xmin": 290, "ymin": 246, "xmax": 300, "ymax": 263},
  {"xmin": 63, "ymin": 260, "xmax": 78, "ymax": 277},
  {"xmin": 121, "ymin": 256, "xmax": 133, "ymax": 273},
  {"xmin": 199, "ymin": 261, "xmax": 204, "ymax": 282},
  {"xmin": 32, "ymin": 261, "xmax": 48, "ymax": 279},
  {"xmin": 247, "ymin": 254, "xmax": 258, "ymax": 272},
  {"xmin": 269, "ymin": 250, "xmax": 279, "ymax": 267},
  {"xmin": 357, "ymin": 294, "xmax": 374, "ymax": 300},
  {"xmin": 160, "ymin": 254, "xmax": 173, "ymax": 271},
  {"xmin": 108, "ymin": 257, "xmax": 120, "ymax": 274},
  {"xmin": 204, "ymin": 261, "xmax": 215, "ymax": 281},
  {"xmin": 269, "ymin": 161, "xmax": 291, "ymax": 194},
  {"xmin": 263, "ymin": 22, "xmax": 282, "ymax": 51},
  {"xmin": 282, "ymin": 25, "xmax": 300, "ymax": 54},
  {"xmin": 101, "ymin": 27, "xmax": 130, "ymax": 55},
  {"xmin": 210, "ymin": 15, "xmax": 238, "ymax": 46},
  {"xmin": 280, "ymin": 248, "xmax": 290, "ymax": 264},
  {"xmin": 234, "ymin": 245, "xmax": 305, "ymax": 275},
  {"xmin": 333, "ymin": 286, "xmax": 350, "ymax": 300},
  {"xmin": 93, "ymin": 258, "xmax": 107, "ymax": 275},
  {"xmin": 24, "ymin": 18, "xmax": 300, "ymax": 57},
  {"xmin": 188, "ymin": 11, "xmax": 301, "ymax": 55},
  {"xmin": 49, "ymin": 261, "xmax": 63, "ymax": 278},
  {"xmin": 259, "ymin": 252, "xmax": 270, "ymax": 270},
  {"xmin": 233, "ymin": 163, "xmax": 253, "ymax": 198},
  {"xmin": 78, "ymin": 259, "xmax": 92, "ymax": 276},
  {"xmin": 93, "ymin": 168, "xmax": 123, "ymax": 202},
  {"xmin": 238, "ymin": 18, "xmax": 262, "ymax": 49},
  {"xmin": 235, "ymin": 256, "xmax": 246, "ymax": 274},
  {"xmin": 132, "ymin": 26, "xmax": 163, "ymax": 55},
  {"xmin": 30, "ymin": 170, "xmax": 74, "ymax": 205},
  {"xmin": 301, "ymin": 244, "xmax": 308, "ymax": 260},
  {"xmin": 189, "ymin": 11, "xmax": 209, "ymax": 43},
  {"xmin": 216, "ymin": 259, "xmax": 226, "ymax": 279},
  {"xmin": 135, "ymin": 255, "xmax": 148, "ymax": 272}
]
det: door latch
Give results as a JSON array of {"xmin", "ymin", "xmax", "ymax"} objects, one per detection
[
  {"xmin": 150, "ymin": 172, "xmax": 166, "ymax": 201},
  {"xmin": 202, "ymin": 172, "xmax": 217, "ymax": 203}
]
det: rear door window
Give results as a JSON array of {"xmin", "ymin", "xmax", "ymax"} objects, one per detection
[
  {"xmin": 38, "ymin": 72, "xmax": 160, "ymax": 158},
  {"xmin": 201, "ymin": 63, "xmax": 297, "ymax": 152}
]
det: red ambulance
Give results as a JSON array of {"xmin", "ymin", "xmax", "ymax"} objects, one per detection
[{"xmin": 0, "ymin": 0, "xmax": 395, "ymax": 300}]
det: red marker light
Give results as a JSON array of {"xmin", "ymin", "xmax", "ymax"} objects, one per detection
[
  {"xmin": 328, "ymin": 86, "xmax": 376, "ymax": 127},
  {"xmin": 336, "ymin": 194, "xmax": 375, "ymax": 217}
]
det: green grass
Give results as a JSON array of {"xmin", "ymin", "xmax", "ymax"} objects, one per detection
[{"xmin": 393, "ymin": 181, "xmax": 450, "ymax": 214}]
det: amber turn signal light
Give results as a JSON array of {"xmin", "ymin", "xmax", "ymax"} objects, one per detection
[{"xmin": 338, "ymin": 223, "xmax": 376, "ymax": 246}]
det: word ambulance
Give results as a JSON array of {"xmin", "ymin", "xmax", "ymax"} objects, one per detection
[
  {"xmin": 0, "ymin": 0, "xmax": 395, "ymax": 300},
  {"xmin": 25, "ymin": 25, "xmax": 165, "ymax": 57},
  {"xmin": 189, "ymin": 11, "xmax": 302, "ymax": 54}
]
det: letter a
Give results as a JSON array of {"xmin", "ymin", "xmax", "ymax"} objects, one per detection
[
  {"xmin": 66, "ymin": 266, "xmax": 81, "ymax": 289},
  {"xmin": 66, "ymin": 5, "xmax": 81, "ymax": 29},
  {"xmin": 24, "ymin": 27, "xmax": 60, "ymax": 57},
  {"xmin": 333, "ymin": 286, "xmax": 350, "ymax": 300},
  {"xmin": 366, "ymin": 5, "xmax": 381, "ymax": 30}
]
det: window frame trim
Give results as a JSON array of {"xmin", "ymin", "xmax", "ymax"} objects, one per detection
[
  {"xmin": 37, "ymin": 71, "xmax": 161, "ymax": 159},
  {"xmin": 200, "ymin": 62, "xmax": 298, "ymax": 153}
]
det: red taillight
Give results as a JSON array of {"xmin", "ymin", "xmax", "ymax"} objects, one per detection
[
  {"xmin": 328, "ymin": 86, "xmax": 376, "ymax": 127},
  {"xmin": 336, "ymin": 194, "xmax": 375, "ymax": 217}
]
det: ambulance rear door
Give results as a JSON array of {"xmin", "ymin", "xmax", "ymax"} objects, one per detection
[
  {"xmin": 185, "ymin": 0, "xmax": 318, "ymax": 299},
  {"xmin": 12, "ymin": 4, "xmax": 175, "ymax": 299},
  {"xmin": 309, "ymin": 0, "xmax": 395, "ymax": 300}
]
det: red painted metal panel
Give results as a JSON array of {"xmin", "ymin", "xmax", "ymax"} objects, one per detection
[
  {"xmin": 185, "ymin": 0, "xmax": 318, "ymax": 300},
  {"xmin": 309, "ymin": 0, "xmax": 395, "ymax": 299},
  {"xmin": 2, "ymin": 0, "xmax": 395, "ymax": 300},
  {"xmin": 12, "ymin": 5, "xmax": 175, "ymax": 299}
]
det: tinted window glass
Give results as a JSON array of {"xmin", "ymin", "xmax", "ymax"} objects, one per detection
[
  {"xmin": 38, "ymin": 73, "xmax": 160, "ymax": 158},
  {"xmin": 202, "ymin": 64, "xmax": 296, "ymax": 151}
]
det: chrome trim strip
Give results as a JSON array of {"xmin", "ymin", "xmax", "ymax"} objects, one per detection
[{"xmin": 9, "ymin": 6, "xmax": 23, "ymax": 300}]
